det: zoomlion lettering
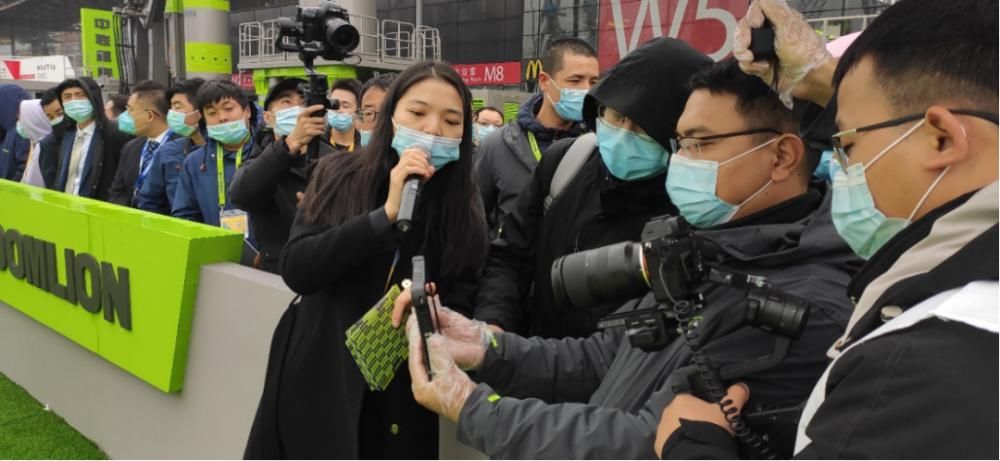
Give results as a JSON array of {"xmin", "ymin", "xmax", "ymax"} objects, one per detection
[{"xmin": 0, "ymin": 224, "xmax": 132, "ymax": 330}]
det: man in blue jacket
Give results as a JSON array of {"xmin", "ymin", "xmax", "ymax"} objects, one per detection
[
  {"xmin": 137, "ymin": 78, "xmax": 207, "ymax": 214},
  {"xmin": 171, "ymin": 80, "xmax": 255, "ymax": 228},
  {"xmin": 0, "ymin": 84, "xmax": 31, "ymax": 181}
]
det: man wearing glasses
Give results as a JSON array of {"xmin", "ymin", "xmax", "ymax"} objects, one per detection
[
  {"xmin": 354, "ymin": 74, "xmax": 395, "ymax": 148},
  {"xmin": 108, "ymin": 81, "xmax": 175, "ymax": 208},
  {"xmin": 394, "ymin": 57, "xmax": 857, "ymax": 460},
  {"xmin": 656, "ymin": 0, "xmax": 998, "ymax": 459}
]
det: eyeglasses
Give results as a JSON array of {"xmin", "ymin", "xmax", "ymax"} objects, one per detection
[
  {"xmin": 355, "ymin": 109, "xmax": 378, "ymax": 123},
  {"xmin": 598, "ymin": 105, "xmax": 651, "ymax": 136},
  {"xmin": 830, "ymin": 109, "xmax": 999, "ymax": 170},
  {"xmin": 670, "ymin": 128, "xmax": 783, "ymax": 156}
]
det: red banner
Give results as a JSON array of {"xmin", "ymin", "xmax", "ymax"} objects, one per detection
[
  {"xmin": 452, "ymin": 62, "xmax": 522, "ymax": 87},
  {"xmin": 231, "ymin": 71, "xmax": 254, "ymax": 91},
  {"xmin": 597, "ymin": 0, "xmax": 747, "ymax": 70}
]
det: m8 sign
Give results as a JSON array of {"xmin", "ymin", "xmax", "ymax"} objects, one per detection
[
  {"xmin": 598, "ymin": 0, "xmax": 747, "ymax": 68},
  {"xmin": 452, "ymin": 62, "xmax": 522, "ymax": 87}
]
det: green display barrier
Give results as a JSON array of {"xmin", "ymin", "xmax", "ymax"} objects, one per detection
[{"xmin": 0, "ymin": 181, "xmax": 242, "ymax": 393}]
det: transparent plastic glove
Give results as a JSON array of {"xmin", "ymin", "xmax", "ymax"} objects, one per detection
[
  {"xmin": 734, "ymin": 0, "xmax": 832, "ymax": 107},
  {"xmin": 392, "ymin": 284, "xmax": 493, "ymax": 371},
  {"xmin": 407, "ymin": 317, "xmax": 477, "ymax": 423}
]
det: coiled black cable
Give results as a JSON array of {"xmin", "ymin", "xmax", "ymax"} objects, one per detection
[{"xmin": 674, "ymin": 298, "xmax": 776, "ymax": 460}]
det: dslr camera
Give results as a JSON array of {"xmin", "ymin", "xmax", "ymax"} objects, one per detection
[{"xmin": 551, "ymin": 215, "xmax": 808, "ymax": 351}]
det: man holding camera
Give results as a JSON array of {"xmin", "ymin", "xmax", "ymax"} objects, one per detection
[
  {"xmin": 656, "ymin": 0, "xmax": 998, "ymax": 459},
  {"xmin": 229, "ymin": 78, "xmax": 335, "ymax": 274},
  {"xmin": 393, "ymin": 59, "xmax": 859, "ymax": 459}
]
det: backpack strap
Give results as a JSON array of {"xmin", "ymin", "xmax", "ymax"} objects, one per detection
[{"xmin": 544, "ymin": 132, "xmax": 596, "ymax": 214}]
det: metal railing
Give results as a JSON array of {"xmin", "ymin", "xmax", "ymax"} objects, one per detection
[
  {"xmin": 806, "ymin": 13, "xmax": 880, "ymax": 38},
  {"xmin": 238, "ymin": 15, "xmax": 442, "ymax": 68}
]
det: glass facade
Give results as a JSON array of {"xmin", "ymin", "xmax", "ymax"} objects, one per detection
[
  {"xmin": 521, "ymin": 0, "xmax": 599, "ymax": 62},
  {"xmin": 378, "ymin": 0, "xmax": 524, "ymax": 65}
]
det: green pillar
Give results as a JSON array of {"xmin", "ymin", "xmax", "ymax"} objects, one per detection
[{"xmin": 183, "ymin": 0, "xmax": 232, "ymax": 80}]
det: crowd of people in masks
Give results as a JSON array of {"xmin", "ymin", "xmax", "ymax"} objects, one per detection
[{"xmin": 1, "ymin": 0, "xmax": 996, "ymax": 458}]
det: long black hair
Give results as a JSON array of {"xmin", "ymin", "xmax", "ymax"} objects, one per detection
[{"xmin": 301, "ymin": 61, "xmax": 488, "ymax": 279}]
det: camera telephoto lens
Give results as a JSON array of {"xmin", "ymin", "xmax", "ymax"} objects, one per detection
[{"xmin": 551, "ymin": 241, "xmax": 650, "ymax": 311}]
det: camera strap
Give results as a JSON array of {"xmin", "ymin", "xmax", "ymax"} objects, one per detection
[{"xmin": 544, "ymin": 132, "xmax": 596, "ymax": 214}]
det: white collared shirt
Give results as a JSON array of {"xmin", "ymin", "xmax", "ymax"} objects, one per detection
[{"xmin": 71, "ymin": 122, "xmax": 97, "ymax": 195}]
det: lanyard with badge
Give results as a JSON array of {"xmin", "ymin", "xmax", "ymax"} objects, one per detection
[
  {"xmin": 526, "ymin": 131, "xmax": 542, "ymax": 162},
  {"xmin": 217, "ymin": 142, "xmax": 248, "ymax": 235}
]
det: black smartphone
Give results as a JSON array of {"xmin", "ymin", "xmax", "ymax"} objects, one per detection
[{"xmin": 411, "ymin": 256, "xmax": 435, "ymax": 380}]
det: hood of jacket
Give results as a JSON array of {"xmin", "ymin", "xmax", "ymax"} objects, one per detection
[
  {"xmin": 582, "ymin": 37, "xmax": 712, "ymax": 150},
  {"xmin": 55, "ymin": 77, "xmax": 109, "ymax": 131},
  {"xmin": 0, "ymin": 84, "xmax": 30, "ymax": 131}
]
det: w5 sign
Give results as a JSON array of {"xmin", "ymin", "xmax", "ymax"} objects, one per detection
[{"xmin": 598, "ymin": 0, "xmax": 747, "ymax": 68}]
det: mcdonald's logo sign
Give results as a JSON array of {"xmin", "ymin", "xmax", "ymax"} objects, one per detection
[{"xmin": 522, "ymin": 58, "xmax": 544, "ymax": 91}]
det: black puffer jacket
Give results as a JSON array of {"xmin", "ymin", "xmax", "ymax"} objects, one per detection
[
  {"xmin": 474, "ymin": 37, "xmax": 713, "ymax": 338},
  {"xmin": 229, "ymin": 136, "xmax": 336, "ymax": 274}
]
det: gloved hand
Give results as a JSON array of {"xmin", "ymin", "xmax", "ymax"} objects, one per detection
[
  {"xmin": 407, "ymin": 316, "xmax": 478, "ymax": 423},
  {"xmin": 393, "ymin": 284, "xmax": 494, "ymax": 371},
  {"xmin": 733, "ymin": 0, "xmax": 832, "ymax": 107}
]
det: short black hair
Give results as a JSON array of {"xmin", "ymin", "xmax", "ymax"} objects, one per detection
[
  {"xmin": 195, "ymin": 79, "xmax": 250, "ymax": 112},
  {"xmin": 330, "ymin": 78, "xmax": 361, "ymax": 106},
  {"xmin": 543, "ymin": 37, "xmax": 597, "ymax": 76},
  {"xmin": 166, "ymin": 78, "xmax": 205, "ymax": 107},
  {"xmin": 688, "ymin": 59, "xmax": 817, "ymax": 173},
  {"xmin": 40, "ymin": 89, "xmax": 59, "ymax": 107},
  {"xmin": 833, "ymin": 0, "xmax": 997, "ymax": 114},
  {"xmin": 475, "ymin": 106, "xmax": 504, "ymax": 123},
  {"xmin": 131, "ymin": 80, "xmax": 168, "ymax": 117},
  {"xmin": 361, "ymin": 73, "xmax": 396, "ymax": 100},
  {"xmin": 109, "ymin": 94, "xmax": 129, "ymax": 116}
]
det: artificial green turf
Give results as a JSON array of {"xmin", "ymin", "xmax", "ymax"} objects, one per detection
[{"xmin": 0, "ymin": 373, "xmax": 107, "ymax": 459}]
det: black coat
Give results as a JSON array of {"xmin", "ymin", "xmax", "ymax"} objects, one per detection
[
  {"xmin": 107, "ymin": 137, "xmax": 145, "ymax": 206},
  {"xmin": 229, "ymin": 136, "xmax": 335, "ymax": 274},
  {"xmin": 49, "ymin": 77, "xmax": 134, "ymax": 201},
  {"xmin": 245, "ymin": 176, "xmax": 483, "ymax": 459},
  {"xmin": 474, "ymin": 138, "xmax": 676, "ymax": 338},
  {"xmin": 473, "ymin": 38, "xmax": 711, "ymax": 339}
]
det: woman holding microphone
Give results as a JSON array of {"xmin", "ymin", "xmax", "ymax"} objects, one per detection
[{"xmin": 245, "ymin": 61, "xmax": 488, "ymax": 459}]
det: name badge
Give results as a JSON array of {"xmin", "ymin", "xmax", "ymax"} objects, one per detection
[{"xmin": 220, "ymin": 209, "xmax": 249, "ymax": 237}]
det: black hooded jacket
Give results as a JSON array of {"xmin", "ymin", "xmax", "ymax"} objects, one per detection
[
  {"xmin": 41, "ymin": 77, "xmax": 133, "ymax": 200},
  {"xmin": 474, "ymin": 38, "xmax": 713, "ymax": 338}
]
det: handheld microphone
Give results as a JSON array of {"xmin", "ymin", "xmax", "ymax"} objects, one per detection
[{"xmin": 396, "ymin": 146, "xmax": 429, "ymax": 233}]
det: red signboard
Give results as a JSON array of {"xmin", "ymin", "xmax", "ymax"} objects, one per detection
[
  {"xmin": 597, "ymin": 0, "xmax": 747, "ymax": 70},
  {"xmin": 231, "ymin": 71, "xmax": 254, "ymax": 91},
  {"xmin": 452, "ymin": 62, "xmax": 522, "ymax": 87}
]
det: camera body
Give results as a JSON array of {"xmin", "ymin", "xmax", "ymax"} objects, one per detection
[
  {"xmin": 276, "ymin": 1, "xmax": 360, "ymax": 62},
  {"xmin": 552, "ymin": 215, "xmax": 807, "ymax": 351}
]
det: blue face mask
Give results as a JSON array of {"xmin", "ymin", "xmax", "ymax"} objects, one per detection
[
  {"xmin": 118, "ymin": 110, "xmax": 137, "ymax": 135},
  {"xmin": 167, "ymin": 110, "xmax": 197, "ymax": 137},
  {"xmin": 830, "ymin": 120, "xmax": 943, "ymax": 260},
  {"xmin": 63, "ymin": 99, "xmax": 94, "ymax": 123},
  {"xmin": 327, "ymin": 111, "xmax": 354, "ymax": 132},
  {"xmin": 665, "ymin": 138, "xmax": 777, "ymax": 228},
  {"xmin": 475, "ymin": 124, "xmax": 498, "ymax": 143},
  {"xmin": 15, "ymin": 121, "xmax": 27, "ymax": 139},
  {"xmin": 546, "ymin": 79, "xmax": 586, "ymax": 122},
  {"xmin": 274, "ymin": 106, "xmax": 302, "ymax": 137},
  {"xmin": 49, "ymin": 115, "xmax": 64, "ymax": 127},
  {"xmin": 359, "ymin": 129, "xmax": 372, "ymax": 147},
  {"xmin": 596, "ymin": 118, "xmax": 668, "ymax": 181},
  {"xmin": 207, "ymin": 120, "xmax": 250, "ymax": 145},
  {"xmin": 390, "ymin": 122, "xmax": 461, "ymax": 170},
  {"xmin": 813, "ymin": 149, "xmax": 835, "ymax": 181}
]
